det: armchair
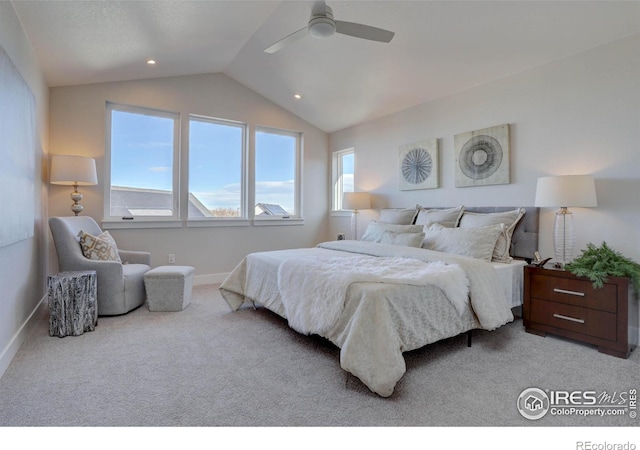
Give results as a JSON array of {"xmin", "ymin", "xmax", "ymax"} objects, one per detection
[{"xmin": 49, "ymin": 216, "xmax": 151, "ymax": 315}]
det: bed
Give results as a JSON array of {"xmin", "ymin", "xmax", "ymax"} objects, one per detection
[{"xmin": 220, "ymin": 206, "xmax": 539, "ymax": 397}]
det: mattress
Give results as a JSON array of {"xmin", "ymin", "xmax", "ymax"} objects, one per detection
[{"xmin": 492, "ymin": 259, "xmax": 526, "ymax": 308}]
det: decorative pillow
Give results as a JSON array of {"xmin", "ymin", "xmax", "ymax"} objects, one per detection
[
  {"xmin": 78, "ymin": 230, "xmax": 121, "ymax": 262},
  {"xmin": 380, "ymin": 230, "xmax": 425, "ymax": 248},
  {"xmin": 422, "ymin": 223, "xmax": 504, "ymax": 262},
  {"xmin": 378, "ymin": 207, "xmax": 419, "ymax": 225},
  {"xmin": 415, "ymin": 206, "xmax": 464, "ymax": 228},
  {"xmin": 458, "ymin": 208, "xmax": 525, "ymax": 263},
  {"xmin": 360, "ymin": 222, "xmax": 424, "ymax": 243}
]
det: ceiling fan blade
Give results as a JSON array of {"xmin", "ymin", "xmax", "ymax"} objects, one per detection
[
  {"xmin": 335, "ymin": 20, "xmax": 394, "ymax": 43},
  {"xmin": 264, "ymin": 27, "xmax": 308, "ymax": 54}
]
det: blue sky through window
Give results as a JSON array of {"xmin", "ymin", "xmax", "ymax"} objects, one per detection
[
  {"xmin": 110, "ymin": 109, "xmax": 298, "ymax": 214},
  {"xmin": 110, "ymin": 110, "xmax": 174, "ymax": 190}
]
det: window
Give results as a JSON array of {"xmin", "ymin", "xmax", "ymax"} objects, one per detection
[
  {"xmin": 188, "ymin": 116, "xmax": 246, "ymax": 219},
  {"xmin": 254, "ymin": 127, "xmax": 302, "ymax": 219},
  {"xmin": 105, "ymin": 103, "xmax": 180, "ymax": 222},
  {"xmin": 104, "ymin": 103, "xmax": 302, "ymax": 227},
  {"xmin": 332, "ymin": 148, "xmax": 354, "ymax": 210}
]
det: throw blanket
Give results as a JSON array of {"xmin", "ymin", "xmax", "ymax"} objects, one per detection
[
  {"xmin": 317, "ymin": 240, "xmax": 513, "ymax": 330},
  {"xmin": 277, "ymin": 255, "xmax": 469, "ymax": 335}
]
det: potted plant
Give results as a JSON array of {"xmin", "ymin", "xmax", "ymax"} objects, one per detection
[{"xmin": 565, "ymin": 242, "xmax": 640, "ymax": 297}]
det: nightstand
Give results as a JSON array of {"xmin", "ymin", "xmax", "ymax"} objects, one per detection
[{"xmin": 523, "ymin": 265, "xmax": 638, "ymax": 359}]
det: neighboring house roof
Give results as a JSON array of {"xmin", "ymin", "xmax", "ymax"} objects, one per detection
[
  {"xmin": 110, "ymin": 186, "xmax": 213, "ymax": 218},
  {"xmin": 255, "ymin": 203, "xmax": 289, "ymax": 216},
  {"xmin": 111, "ymin": 187, "xmax": 287, "ymax": 218}
]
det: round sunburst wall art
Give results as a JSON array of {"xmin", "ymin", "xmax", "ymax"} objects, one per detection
[
  {"xmin": 402, "ymin": 147, "xmax": 432, "ymax": 184},
  {"xmin": 454, "ymin": 124, "xmax": 510, "ymax": 187},
  {"xmin": 459, "ymin": 134, "xmax": 502, "ymax": 180},
  {"xmin": 398, "ymin": 138, "xmax": 438, "ymax": 190}
]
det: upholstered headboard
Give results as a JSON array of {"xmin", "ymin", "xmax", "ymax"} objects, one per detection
[{"xmin": 463, "ymin": 207, "xmax": 539, "ymax": 262}]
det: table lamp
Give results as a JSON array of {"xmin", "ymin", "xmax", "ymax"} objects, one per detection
[
  {"xmin": 343, "ymin": 192, "xmax": 371, "ymax": 240},
  {"xmin": 534, "ymin": 175, "xmax": 597, "ymax": 268},
  {"xmin": 50, "ymin": 155, "xmax": 98, "ymax": 216}
]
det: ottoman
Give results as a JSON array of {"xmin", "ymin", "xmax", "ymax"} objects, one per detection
[{"xmin": 144, "ymin": 265, "xmax": 195, "ymax": 312}]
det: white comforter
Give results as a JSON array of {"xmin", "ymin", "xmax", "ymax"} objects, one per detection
[{"xmin": 219, "ymin": 240, "xmax": 513, "ymax": 397}]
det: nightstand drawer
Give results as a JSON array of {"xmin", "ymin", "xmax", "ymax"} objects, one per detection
[
  {"xmin": 530, "ymin": 273, "xmax": 617, "ymax": 313},
  {"xmin": 529, "ymin": 298, "xmax": 617, "ymax": 341}
]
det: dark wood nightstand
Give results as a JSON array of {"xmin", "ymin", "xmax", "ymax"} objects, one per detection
[{"xmin": 523, "ymin": 265, "xmax": 638, "ymax": 359}]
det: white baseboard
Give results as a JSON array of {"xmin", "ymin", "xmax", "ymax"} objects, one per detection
[
  {"xmin": 194, "ymin": 272, "xmax": 229, "ymax": 286},
  {"xmin": 0, "ymin": 294, "xmax": 47, "ymax": 379}
]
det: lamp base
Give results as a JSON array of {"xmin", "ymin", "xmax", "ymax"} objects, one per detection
[
  {"xmin": 350, "ymin": 210, "xmax": 360, "ymax": 240},
  {"xmin": 553, "ymin": 207, "xmax": 575, "ymax": 267},
  {"xmin": 70, "ymin": 185, "xmax": 84, "ymax": 216}
]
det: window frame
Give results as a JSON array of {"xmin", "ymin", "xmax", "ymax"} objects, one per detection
[
  {"xmin": 186, "ymin": 114, "xmax": 249, "ymax": 226},
  {"xmin": 253, "ymin": 125, "xmax": 303, "ymax": 225},
  {"xmin": 331, "ymin": 147, "xmax": 355, "ymax": 214},
  {"xmin": 103, "ymin": 102, "xmax": 181, "ymax": 228}
]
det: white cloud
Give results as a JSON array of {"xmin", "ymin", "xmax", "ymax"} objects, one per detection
[{"xmin": 149, "ymin": 166, "xmax": 171, "ymax": 173}]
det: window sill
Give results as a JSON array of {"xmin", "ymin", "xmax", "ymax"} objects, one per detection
[
  {"xmin": 187, "ymin": 218, "xmax": 250, "ymax": 228},
  {"xmin": 253, "ymin": 217, "xmax": 304, "ymax": 226},
  {"xmin": 101, "ymin": 219, "xmax": 182, "ymax": 230},
  {"xmin": 330, "ymin": 210, "xmax": 353, "ymax": 218}
]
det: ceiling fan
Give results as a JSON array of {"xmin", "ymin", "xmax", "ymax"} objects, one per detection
[{"xmin": 264, "ymin": 1, "xmax": 395, "ymax": 54}]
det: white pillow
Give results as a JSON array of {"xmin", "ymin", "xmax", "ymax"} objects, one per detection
[
  {"xmin": 378, "ymin": 207, "xmax": 418, "ymax": 225},
  {"xmin": 380, "ymin": 230, "xmax": 425, "ymax": 248},
  {"xmin": 415, "ymin": 206, "xmax": 464, "ymax": 227},
  {"xmin": 422, "ymin": 223, "xmax": 503, "ymax": 262},
  {"xmin": 78, "ymin": 230, "xmax": 121, "ymax": 262},
  {"xmin": 458, "ymin": 208, "xmax": 525, "ymax": 263},
  {"xmin": 360, "ymin": 222, "xmax": 424, "ymax": 243}
]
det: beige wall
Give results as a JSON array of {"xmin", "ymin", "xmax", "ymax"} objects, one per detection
[
  {"xmin": 0, "ymin": 2, "xmax": 50, "ymax": 376},
  {"xmin": 49, "ymin": 73, "xmax": 330, "ymax": 281},
  {"xmin": 329, "ymin": 34, "xmax": 640, "ymax": 266}
]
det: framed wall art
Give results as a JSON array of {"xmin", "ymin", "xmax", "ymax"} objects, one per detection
[
  {"xmin": 454, "ymin": 124, "xmax": 510, "ymax": 187},
  {"xmin": 399, "ymin": 138, "xmax": 438, "ymax": 191}
]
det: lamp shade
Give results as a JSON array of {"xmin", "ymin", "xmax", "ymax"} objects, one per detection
[
  {"xmin": 534, "ymin": 175, "xmax": 597, "ymax": 208},
  {"xmin": 50, "ymin": 155, "xmax": 97, "ymax": 186},
  {"xmin": 343, "ymin": 192, "xmax": 371, "ymax": 210}
]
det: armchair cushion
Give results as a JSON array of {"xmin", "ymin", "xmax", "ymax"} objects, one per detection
[{"xmin": 79, "ymin": 230, "xmax": 122, "ymax": 262}]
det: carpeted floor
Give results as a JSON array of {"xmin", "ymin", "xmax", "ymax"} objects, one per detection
[{"xmin": 0, "ymin": 284, "xmax": 638, "ymax": 430}]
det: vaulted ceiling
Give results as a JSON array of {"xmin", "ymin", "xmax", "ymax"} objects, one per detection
[{"xmin": 12, "ymin": 1, "xmax": 640, "ymax": 133}]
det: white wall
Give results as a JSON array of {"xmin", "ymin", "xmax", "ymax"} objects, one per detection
[
  {"xmin": 0, "ymin": 2, "xmax": 49, "ymax": 376},
  {"xmin": 329, "ymin": 34, "xmax": 640, "ymax": 269},
  {"xmin": 49, "ymin": 73, "xmax": 330, "ymax": 281}
]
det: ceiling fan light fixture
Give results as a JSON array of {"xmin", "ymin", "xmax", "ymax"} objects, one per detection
[{"xmin": 309, "ymin": 17, "xmax": 335, "ymax": 38}]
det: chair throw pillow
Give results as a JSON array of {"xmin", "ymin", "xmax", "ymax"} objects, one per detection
[{"xmin": 78, "ymin": 230, "xmax": 122, "ymax": 262}]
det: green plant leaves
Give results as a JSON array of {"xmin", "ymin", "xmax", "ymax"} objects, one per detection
[{"xmin": 565, "ymin": 242, "xmax": 640, "ymax": 297}]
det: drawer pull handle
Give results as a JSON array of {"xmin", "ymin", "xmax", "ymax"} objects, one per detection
[
  {"xmin": 553, "ymin": 313, "xmax": 585, "ymax": 324},
  {"xmin": 553, "ymin": 288, "xmax": 585, "ymax": 297}
]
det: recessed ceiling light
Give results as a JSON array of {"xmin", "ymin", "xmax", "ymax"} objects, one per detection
[
  {"xmin": 147, "ymin": 59, "xmax": 156, "ymax": 65},
  {"xmin": 294, "ymin": 94, "xmax": 302, "ymax": 99}
]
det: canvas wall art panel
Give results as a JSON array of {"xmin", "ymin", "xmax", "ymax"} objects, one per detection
[
  {"xmin": 0, "ymin": 44, "xmax": 35, "ymax": 247},
  {"xmin": 399, "ymin": 138, "xmax": 438, "ymax": 190},
  {"xmin": 454, "ymin": 124, "xmax": 510, "ymax": 187}
]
